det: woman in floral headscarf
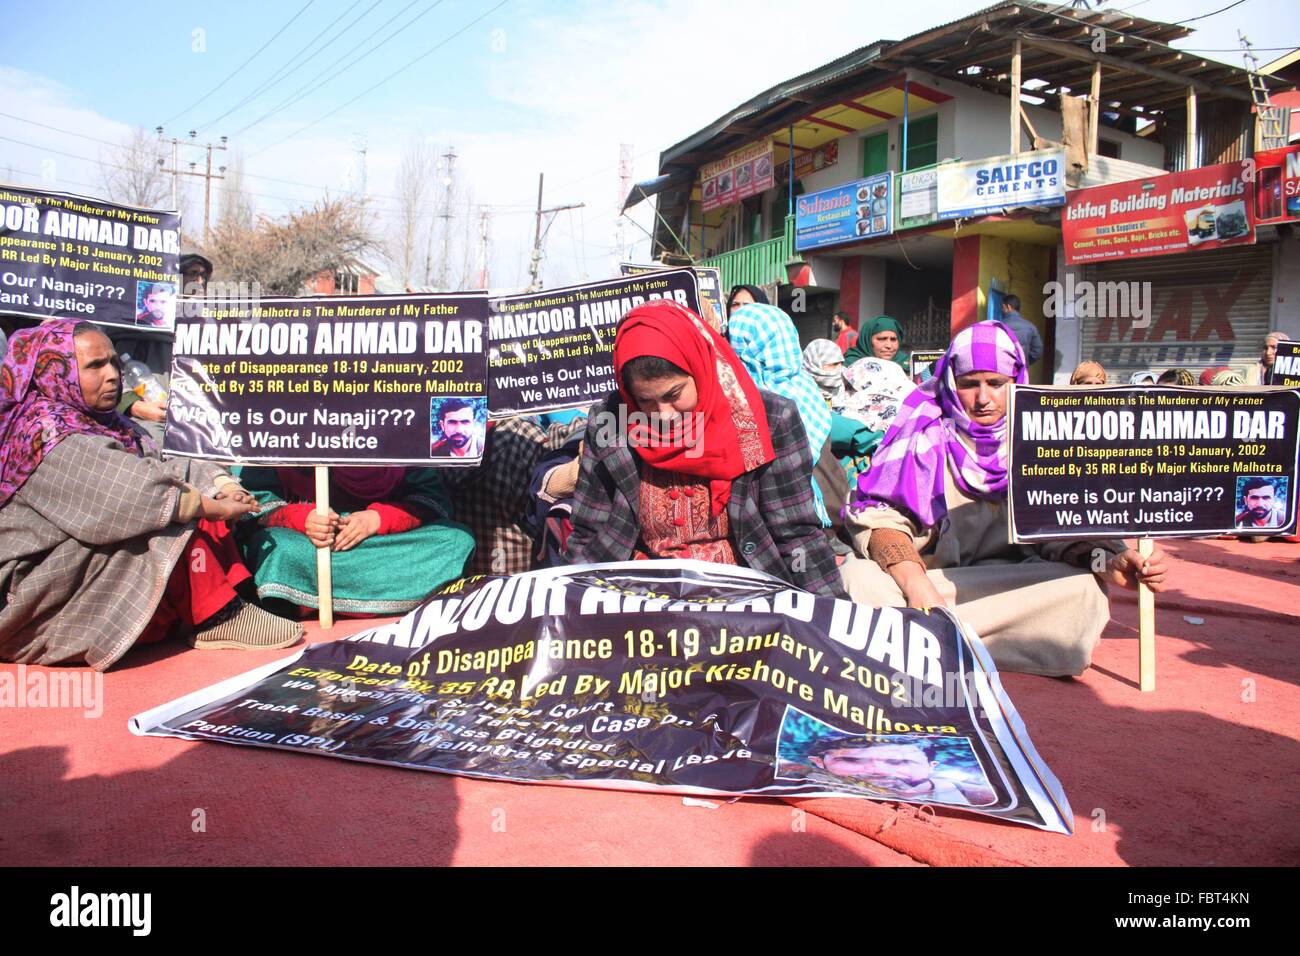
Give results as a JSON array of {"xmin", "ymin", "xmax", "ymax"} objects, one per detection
[
  {"xmin": 838, "ymin": 321, "xmax": 1169, "ymax": 677},
  {"xmin": 0, "ymin": 321, "xmax": 301, "ymax": 670}
]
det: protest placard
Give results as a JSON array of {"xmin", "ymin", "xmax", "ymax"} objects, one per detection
[
  {"xmin": 1273, "ymin": 340, "xmax": 1300, "ymax": 387},
  {"xmin": 1009, "ymin": 383, "xmax": 1300, "ymax": 691},
  {"xmin": 130, "ymin": 560, "xmax": 1074, "ymax": 833},
  {"xmin": 488, "ymin": 269, "xmax": 700, "ymax": 417},
  {"xmin": 164, "ymin": 292, "xmax": 489, "ymax": 465},
  {"xmin": 620, "ymin": 262, "xmax": 721, "ymax": 328},
  {"xmin": 0, "ymin": 184, "xmax": 181, "ymax": 331},
  {"xmin": 909, "ymin": 349, "xmax": 944, "ymax": 384}
]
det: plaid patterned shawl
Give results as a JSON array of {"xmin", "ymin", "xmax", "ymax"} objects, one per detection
[
  {"xmin": 849, "ymin": 320, "xmax": 1026, "ymax": 528},
  {"xmin": 728, "ymin": 304, "xmax": 833, "ymax": 525}
]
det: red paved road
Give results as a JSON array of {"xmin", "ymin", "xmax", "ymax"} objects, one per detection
[{"xmin": 2, "ymin": 538, "xmax": 1296, "ymax": 866}]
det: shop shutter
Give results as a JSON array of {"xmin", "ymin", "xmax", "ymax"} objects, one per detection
[{"xmin": 1080, "ymin": 244, "xmax": 1273, "ymax": 382}]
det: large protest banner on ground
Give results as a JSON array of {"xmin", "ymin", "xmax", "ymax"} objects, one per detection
[
  {"xmin": 164, "ymin": 292, "xmax": 489, "ymax": 465},
  {"xmin": 130, "ymin": 560, "xmax": 1073, "ymax": 832},
  {"xmin": 1008, "ymin": 385, "xmax": 1300, "ymax": 540},
  {"xmin": 488, "ymin": 269, "xmax": 700, "ymax": 417},
  {"xmin": 0, "ymin": 184, "xmax": 181, "ymax": 331}
]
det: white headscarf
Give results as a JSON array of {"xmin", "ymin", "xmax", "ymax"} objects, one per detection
[{"xmin": 801, "ymin": 339, "xmax": 846, "ymax": 407}]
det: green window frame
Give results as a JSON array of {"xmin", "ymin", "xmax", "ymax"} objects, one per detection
[
  {"xmin": 905, "ymin": 114, "xmax": 938, "ymax": 171},
  {"xmin": 862, "ymin": 130, "xmax": 889, "ymax": 176}
]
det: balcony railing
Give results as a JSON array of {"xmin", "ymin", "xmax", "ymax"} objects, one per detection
[{"xmin": 699, "ymin": 216, "xmax": 797, "ymax": 292}]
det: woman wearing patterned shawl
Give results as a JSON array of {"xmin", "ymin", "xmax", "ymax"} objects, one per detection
[
  {"xmin": 565, "ymin": 300, "xmax": 844, "ymax": 598},
  {"xmin": 727, "ymin": 303, "xmax": 835, "ymax": 527},
  {"xmin": 833, "ymin": 354, "xmax": 917, "ymax": 486},
  {"xmin": 0, "ymin": 321, "xmax": 301, "ymax": 670},
  {"xmin": 839, "ymin": 321, "xmax": 1169, "ymax": 677}
]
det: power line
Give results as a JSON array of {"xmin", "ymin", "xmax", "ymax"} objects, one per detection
[
  {"xmin": 247, "ymin": 0, "xmax": 510, "ymax": 159},
  {"xmin": 1175, "ymin": 0, "xmax": 1249, "ymax": 26},
  {"xmin": 234, "ymin": 0, "xmax": 438, "ymax": 138},
  {"xmin": 159, "ymin": 0, "xmax": 318, "ymax": 127},
  {"xmin": 0, "ymin": 132, "xmax": 539, "ymax": 218},
  {"xmin": 1, "ymin": 166, "xmax": 107, "ymax": 195},
  {"xmin": 499, "ymin": 144, "xmax": 659, "ymax": 210},
  {"xmin": 1182, "ymin": 45, "xmax": 1299, "ymax": 51},
  {"xmin": 0, "ymin": 134, "xmax": 320, "ymax": 208},
  {"xmin": 0, "ymin": 109, "xmax": 538, "ymax": 208},
  {"xmin": 0, "ymin": 110, "xmax": 124, "ymax": 150},
  {"xmin": 194, "ymin": 0, "xmax": 377, "ymax": 134}
]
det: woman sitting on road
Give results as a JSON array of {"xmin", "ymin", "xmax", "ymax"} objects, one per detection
[
  {"xmin": 564, "ymin": 300, "xmax": 845, "ymax": 598},
  {"xmin": 839, "ymin": 321, "xmax": 1168, "ymax": 677},
  {"xmin": 235, "ymin": 466, "xmax": 474, "ymax": 617},
  {"xmin": 0, "ymin": 321, "xmax": 300, "ymax": 669}
]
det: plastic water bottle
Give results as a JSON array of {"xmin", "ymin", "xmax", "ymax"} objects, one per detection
[{"xmin": 120, "ymin": 353, "xmax": 168, "ymax": 403}]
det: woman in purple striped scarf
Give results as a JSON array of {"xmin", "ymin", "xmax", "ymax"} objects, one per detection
[{"xmin": 839, "ymin": 321, "xmax": 1169, "ymax": 677}]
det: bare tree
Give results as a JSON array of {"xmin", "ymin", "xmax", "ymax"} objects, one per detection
[
  {"xmin": 219, "ymin": 150, "xmax": 256, "ymax": 230},
  {"xmin": 98, "ymin": 127, "xmax": 169, "ymax": 208},
  {"xmin": 389, "ymin": 139, "xmax": 437, "ymax": 289},
  {"xmin": 207, "ymin": 196, "xmax": 377, "ymax": 296}
]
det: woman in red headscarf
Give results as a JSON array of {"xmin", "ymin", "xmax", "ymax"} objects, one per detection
[{"xmin": 564, "ymin": 300, "xmax": 844, "ymax": 597}]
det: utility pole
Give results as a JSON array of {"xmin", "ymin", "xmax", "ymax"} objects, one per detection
[
  {"xmin": 476, "ymin": 207, "xmax": 491, "ymax": 289},
  {"xmin": 157, "ymin": 127, "xmax": 227, "ymax": 247},
  {"xmin": 435, "ymin": 147, "xmax": 458, "ymax": 291},
  {"xmin": 527, "ymin": 172, "xmax": 584, "ymax": 292},
  {"xmin": 614, "ymin": 143, "xmax": 632, "ymax": 270},
  {"xmin": 350, "ymin": 134, "xmax": 368, "ymax": 198}
]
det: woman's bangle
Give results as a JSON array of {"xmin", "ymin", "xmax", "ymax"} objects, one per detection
[{"xmin": 868, "ymin": 528, "xmax": 925, "ymax": 572}]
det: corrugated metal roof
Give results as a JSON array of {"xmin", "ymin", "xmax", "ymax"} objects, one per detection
[{"xmin": 652, "ymin": 1, "xmax": 1287, "ymax": 255}]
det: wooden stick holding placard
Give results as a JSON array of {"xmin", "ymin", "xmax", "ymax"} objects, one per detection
[
  {"xmin": 315, "ymin": 465, "xmax": 334, "ymax": 629},
  {"xmin": 1138, "ymin": 536, "xmax": 1155, "ymax": 692}
]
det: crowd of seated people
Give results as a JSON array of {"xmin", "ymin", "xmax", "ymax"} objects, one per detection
[{"xmin": 23, "ymin": 287, "xmax": 1300, "ymax": 676}]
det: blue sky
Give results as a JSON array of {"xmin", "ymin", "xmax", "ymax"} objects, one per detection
[{"xmin": 1, "ymin": 0, "xmax": 1293, "ymax": 289}]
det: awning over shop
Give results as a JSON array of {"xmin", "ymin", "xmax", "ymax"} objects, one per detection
[{"xmin": 622, "ymin": 172, "xmax": 690, "ymax": 212}]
